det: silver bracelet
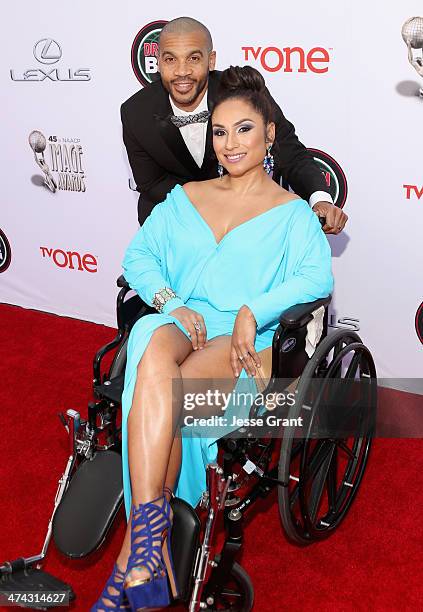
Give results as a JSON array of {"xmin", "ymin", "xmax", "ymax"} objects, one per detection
[{"xmin": 152, "ymin": 287, "xmax": 179, "ymax": 313}]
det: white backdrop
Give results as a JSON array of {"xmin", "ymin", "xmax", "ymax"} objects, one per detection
[{"xmin": 1, "ymin": 1, "xmax": 423, "ymax": 387}]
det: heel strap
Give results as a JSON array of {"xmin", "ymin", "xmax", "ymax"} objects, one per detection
[
  {"xmin": 96, "ymin": 563, "xmax": 126, "ymax": 609},
  {"xmin": 129, "ymin": 495, "xmax": 171, "ymax": 581}
]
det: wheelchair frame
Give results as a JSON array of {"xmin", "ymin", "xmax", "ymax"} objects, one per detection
[{"xmin": 0, "ymin": 276, "xmax": 377, "ymax": 611}]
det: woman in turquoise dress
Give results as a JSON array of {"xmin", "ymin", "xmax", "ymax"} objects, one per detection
[{"xmin": 92, "ymin": 66, "xmax": 333, "ymax": 611}]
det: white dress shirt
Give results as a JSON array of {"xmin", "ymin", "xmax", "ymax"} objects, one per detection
[
  {"xmin": 169, "ymin": 92, "xmax": 333, "ymax": 206},
  {"xmin": 169, "ymin": 91, "xmax": 208, "ymax": 168}
]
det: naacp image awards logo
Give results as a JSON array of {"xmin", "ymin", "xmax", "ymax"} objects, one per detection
[
  {"xmin": 402, "ymin": 17, "xmax": 423, "ymax": 97},
  {"xmin": 307, "ymin": 148, "xmax": 348, "ymax": 208},
  {"xmin": 28, "ymin": 131, "xmax": 86, "ymax": 193},
  {"xmin": 131, "ymin": 20, "xmax": 168, "ymax": 86},
  {"xmin": 10, "ymin": 38, "xmax": 91, "ymax": 82},
  {"xmin": 0, "ymin": 229, "xmax": 11, "ymax": 273}
]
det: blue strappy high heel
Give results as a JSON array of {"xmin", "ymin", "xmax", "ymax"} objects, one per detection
[
  {"xmin": 90, "ymin": 563, "xmax": 130, "ymax": 611},
  {"xmin": 124, "ymin": 489, "xmax": 178, "ymax": 610}
]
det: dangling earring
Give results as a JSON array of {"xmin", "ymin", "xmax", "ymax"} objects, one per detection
[
  {"xmin": 218, "ymin": 162, "xmax": 224, "ymax": 178},
  {"xmin": 263, "ymin": 144, "xmax": 274, "ymax": 174}
]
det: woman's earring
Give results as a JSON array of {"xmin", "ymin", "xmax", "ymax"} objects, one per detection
[
  {"xmin": 263, "ymin": 144, "xmax": 274, "ymax": 175},
  {"xmin": 218, "ymin": 162, "xmax": 224, "ymax": 178}
]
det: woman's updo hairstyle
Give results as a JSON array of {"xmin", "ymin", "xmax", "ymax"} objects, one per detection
[{"xmin": 213, "ymin": 65, "xmax": 275, "ymax": 125}]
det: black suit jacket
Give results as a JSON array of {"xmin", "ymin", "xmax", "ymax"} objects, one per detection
[{"xmin": 121, "ymin": 70, "xmax": 329, "ymax": 225}]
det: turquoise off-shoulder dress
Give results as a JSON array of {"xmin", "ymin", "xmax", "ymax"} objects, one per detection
[{"xmin": 121, "ymin": 184, "xmax": 333, "ymax": 519}]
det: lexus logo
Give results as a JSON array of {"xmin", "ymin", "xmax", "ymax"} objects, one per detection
[
  {"xmin": 11, "ymin": 39, "xmax": 91, "ymax": 82},
  {"xmin": 33, "ymin": 38, "xmax": 62, "ymax": 64}
]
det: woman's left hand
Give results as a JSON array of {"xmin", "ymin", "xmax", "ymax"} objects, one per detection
[{"xmin": 231, "ymin": 305, "xmax": 261, "ymax": 377}]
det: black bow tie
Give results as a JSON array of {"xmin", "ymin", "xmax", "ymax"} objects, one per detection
[{"xmin": 170, "ymin": 110, "xmax": 211, "ymax": 128}]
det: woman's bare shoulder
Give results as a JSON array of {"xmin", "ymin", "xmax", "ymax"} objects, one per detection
[
  {"xmin": 183, "ymin": 179, "xmax": 221, "ymax": 200},
  {"xmin": 270, "ymin": 184, "xmax": 301, "ymax": 205}
]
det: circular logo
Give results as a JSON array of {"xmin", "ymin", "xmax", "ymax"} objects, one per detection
[
  {"xmin": 33, "ymin": 38, "xmax": 62, "ymax": 64},
  {"xmin": 415, "ymin": 302, "xmax": 423, "ymax": 345},
  {"xmin": 307, "ymin": 148, "xmax": 348, "ymax": 208},
  {"xmin": 282, "ymin": 337, "xmax": 297, "ymax": 352},
  {"xmin": 131, "ymin": 20, "xmax": 167, "ymax": 86},
  {"xmin": 0, "ymin": 229, "xmax": 11, "ymax": 273}
]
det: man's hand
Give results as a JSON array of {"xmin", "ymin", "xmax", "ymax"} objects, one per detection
[{"xmin": 312, "ymin": 201, "xmax": 348, "ymax": 234}]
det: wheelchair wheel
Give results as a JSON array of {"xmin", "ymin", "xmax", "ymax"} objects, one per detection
[
  {"xmin": 203, "ymin": 559, "xmax": 254, "ymax": 611},
  {"xmin": 278, "ymin": 329, "xmax": 377, "ymax": 545}
]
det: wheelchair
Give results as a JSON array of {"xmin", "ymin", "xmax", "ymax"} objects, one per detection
[{"xmin": 0, "ymin": 276, "xmax": 377, "ymax": 611}]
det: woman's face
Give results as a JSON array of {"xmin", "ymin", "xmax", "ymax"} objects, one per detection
[{"xmin": 212, "ymin": 98, "xmax": 275, "ymax": 177}]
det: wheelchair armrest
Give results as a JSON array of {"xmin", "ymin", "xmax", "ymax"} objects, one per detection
[
  {"xmin": 93, "ymin": 331, "xmax": 125, "ymax": 386},
  {"xmin": 279, "ymin": 296, "xmax": 331, "ymax": 329},
  {"xmin": 117, "ymin": 275, "xmax": 130, "ymax": 289}
]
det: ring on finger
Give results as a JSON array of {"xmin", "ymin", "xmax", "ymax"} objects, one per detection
[{"xmin": 194, "ymin": 321, "xmax": 201, "ymax": 332}]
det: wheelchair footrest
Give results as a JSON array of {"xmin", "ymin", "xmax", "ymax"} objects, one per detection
[
  {"xmin": 170, "ymin": 497, "xmax": 201, "ymax": 602},
  {"xmin": 53, "ymin": 450, "xmax": 123, "ymax": 558},
  {"xmin": 0, "ymin": 568, "xmax": 75, "ymax": 609}
]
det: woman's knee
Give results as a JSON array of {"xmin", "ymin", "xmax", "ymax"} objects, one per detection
[{"xmin": 137, "ymin": 323, "xmax": 191, "ymax": 373}]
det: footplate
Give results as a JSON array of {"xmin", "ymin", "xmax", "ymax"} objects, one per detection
[{"xmin": 53, "ymin": 450, "xmax": 123, "ymax": 558}]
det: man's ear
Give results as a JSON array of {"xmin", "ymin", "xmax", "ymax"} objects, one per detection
[
  {"xmin": 209, "ymin": 50, "xmax": 217, "ymax": 71},
  {"xmin": 266, "ymin": 122, "xmax": 276, "ymax": 146}
]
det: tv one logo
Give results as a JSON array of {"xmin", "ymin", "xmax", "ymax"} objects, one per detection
[
  {"xmin": 40, "ymin": 247, "xmax": 97, "ymax": 272},
  {"xmin": 403, "ymin": 184, "xmax": 423, "ymax": 200},
  {"xmin": 242, "ymin": 46, "xmax": 331, "ymax": 73}
]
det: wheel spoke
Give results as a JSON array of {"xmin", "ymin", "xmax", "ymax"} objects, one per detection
[
  {"xmin": 302, "ymin": 439, "xmax": 333, "ymax": 483},
  {"xmin": 336, "ymin": 439, "xmax": 357, "ymax": 460},
  {"xmin": 345, "ymin": 351, "xmax": 361, "ymax": 379},
  {"xmin": 333, "ymin": 339, "xmax": 344, "ymax": 359},
  {"xmin": 308, "ymin": 443, "xmax": 336, "ymax": 522},
  {"xmin": 326, "ymin": 446, "xmax": 338, "ymax": 512}
]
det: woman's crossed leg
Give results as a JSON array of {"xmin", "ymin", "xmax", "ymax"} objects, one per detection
[{"xmin": 115, "ymin": 324, "xmax": 235, "ymax": 597}]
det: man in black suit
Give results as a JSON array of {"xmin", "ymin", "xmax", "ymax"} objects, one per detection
[{"xmin": 121, "ymin": 17, "xmax": 347, "ymax": 232}]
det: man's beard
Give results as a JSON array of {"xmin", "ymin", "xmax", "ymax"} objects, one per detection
[{"xmin": 168, "ymin": 73, "xmax": 209, "ymax": 106}]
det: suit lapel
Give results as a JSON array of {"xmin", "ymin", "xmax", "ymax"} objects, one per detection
[
  {"xmin": 202, "ymin": 71, "xmax": 220, "ymax": 170},
  {"xmin": 152, "ymin": 85, "xmax": 200, "ymax": 176}
]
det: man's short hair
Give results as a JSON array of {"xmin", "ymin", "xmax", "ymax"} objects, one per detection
[{"xmin": 159, "ymin": 17, "xmax": 213, "ymax": 52}]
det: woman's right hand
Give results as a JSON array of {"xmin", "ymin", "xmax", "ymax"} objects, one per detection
[{"xmin": 168, "ymin": 306, "xmax": 207, "ymax": 350}]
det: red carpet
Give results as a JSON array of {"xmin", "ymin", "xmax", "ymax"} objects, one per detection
[{"xmin": 0, "ymin": 304, "xmax": 422, "ymax": 611}]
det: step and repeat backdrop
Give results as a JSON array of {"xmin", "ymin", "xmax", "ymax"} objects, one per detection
[{"xmin": 1, "ymin": 1, "xmax": 422, "ymax": 387}]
